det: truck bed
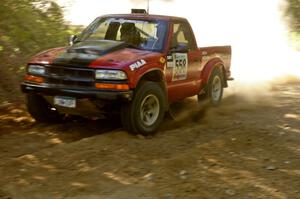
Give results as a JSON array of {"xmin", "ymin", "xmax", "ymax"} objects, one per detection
[{"xmin": 199, "ymin": 45, "xmax": 232, "ymax": 79}]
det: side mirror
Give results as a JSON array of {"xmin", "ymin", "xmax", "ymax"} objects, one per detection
[
  {"xmin": 169, "ymin": 43, "xmax": 189, "ymax": 53},
  {"xmin": 69, "ymin": 35, "xmax": 77, "ymax": 46}
]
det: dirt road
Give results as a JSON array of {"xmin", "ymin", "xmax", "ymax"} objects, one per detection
[{"xmin": 0, "ymin": 81, "xmax": 299, "ymax": 199}]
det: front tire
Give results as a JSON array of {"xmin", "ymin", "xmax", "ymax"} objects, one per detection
[
  {"xmin": 121, "ymin": 81, "xmax": 165, "ymax": 135},
  {"xmin": 27, "ymin": 93, "xmax": 62, "ymax": 123}
]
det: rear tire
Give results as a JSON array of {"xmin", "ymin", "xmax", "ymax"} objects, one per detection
[
  {"xmin": 27, "ymin": 94, "xmax": 62, "ymax": 123},
  {"xmin": 121, "ymin": 81, "xmax": 165, "ymax": 136},
  {"xmin": 198, "ymin": 68, "xmax": 224, "ymax": 106}
]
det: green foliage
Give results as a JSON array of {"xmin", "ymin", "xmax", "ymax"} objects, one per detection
[
  {"xmin": 288, "ymin": 31, "xmax": 300, "ymax": 50},
  {"xmin": 285, "ymin": 0, "xmax": 300, "ymax": 50},
  {"xmin": 285, "ymin": 0, "xmax": 300, "ymax": 32},
  {"xmin": 68, "ymin": 24, "xmax": 85, "ymax": 36},
  {"xmin": 0, "ymin": 0, "xmax": 69, "ymax": 101}
]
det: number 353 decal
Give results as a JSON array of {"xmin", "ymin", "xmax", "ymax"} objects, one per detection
[{"xmin": 172, "ymin": 53, "xmax": 188, "ymax": 81}]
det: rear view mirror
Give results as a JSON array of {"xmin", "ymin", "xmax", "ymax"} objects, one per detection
[{"xmin": 69, "ymin": 35, "xmax": 77, "ymax": 46}]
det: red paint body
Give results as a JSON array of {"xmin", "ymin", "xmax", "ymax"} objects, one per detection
[{"xmin": 27, "ymin": 14, "xmax": 232, "ymax": 103}]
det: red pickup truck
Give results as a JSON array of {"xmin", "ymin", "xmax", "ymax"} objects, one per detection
[{"xmin": 21, "ymin": 10, "xmax": 232, "ymax": 135}]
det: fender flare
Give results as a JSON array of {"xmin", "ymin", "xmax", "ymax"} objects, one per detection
[
  {"xmin": 135, "ymin": 68, "xmax": 165, "ymax": 86},
  {"xmin": 134, "ymin": 68, "xmax": 169, "ymax": 110},
  {"xmin": 201, "ymin": 58, "xmax": 227, "ymax": 87}
]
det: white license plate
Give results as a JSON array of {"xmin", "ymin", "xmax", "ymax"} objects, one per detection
[{"xmin": 54, "ymin": 96, "xmax": 76, "ymax": 108}]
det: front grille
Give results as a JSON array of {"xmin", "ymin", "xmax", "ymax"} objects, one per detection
[{"xmin": 45, "ymin": 65, "xmax": 95, "ymax": 88}]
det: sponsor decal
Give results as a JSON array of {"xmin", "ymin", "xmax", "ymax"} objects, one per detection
[
  {"xmin": 200, "ymin": 53, "xmax": 230, "ymax": 71},
  {"xmin": 167, "ymin": 55, "xmax": 174, "ymax": 68},
  {"xmin": 129, "ymin": 59, "xmax": 146, "ymax": 71},
  {"xmin": 172, "ymin": 53, "xmax": 188, "ymax": 81},
  {"xmin": 159, "ymin": 57, "xmax": 166, "ymax": 64}
]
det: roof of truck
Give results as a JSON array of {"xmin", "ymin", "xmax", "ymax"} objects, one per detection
[{"xmin": 100, "ymin": 14, "xmax": 188, "ymax": 21}]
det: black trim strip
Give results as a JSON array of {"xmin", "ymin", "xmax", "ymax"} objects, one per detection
[{"xmin": 21, "ymin": 83, "xmax": 133, "ymax": 101}]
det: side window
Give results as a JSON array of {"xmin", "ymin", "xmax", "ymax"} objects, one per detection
[{"xmin": 171, "ymin": 22, "xmax": 195, "ymax": 50}]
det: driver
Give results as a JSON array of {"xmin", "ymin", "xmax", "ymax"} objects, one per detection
[{"xmin": 120, "ymin": 22, "xmax": 142, "ymax": 46}]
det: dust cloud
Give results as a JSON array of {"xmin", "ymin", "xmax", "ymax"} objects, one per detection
[
  {"xmin": 149, "ymin": 0, "xmax": 300, "ymax": 122},
  {"xmin": 128, "ymin": 0, "xmax": 300, "ymax": 96}
]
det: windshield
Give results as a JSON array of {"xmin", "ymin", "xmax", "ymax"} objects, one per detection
[{"xmin": 77, "ymin": 17, "xmax": 168, "ymax": 52}]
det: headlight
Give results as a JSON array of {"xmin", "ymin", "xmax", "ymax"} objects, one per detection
[
  {"xmin": 95, "ymin": 70, "xmax": 127, "ymax": 80},
  {"xmin": 28, "ymin": 65, "xmax": 45, "ymax": 75}
]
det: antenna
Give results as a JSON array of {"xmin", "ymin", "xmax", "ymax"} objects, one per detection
[{"xmin": 147, "ymin": 0, "xmax": 150, "ymax": 14}]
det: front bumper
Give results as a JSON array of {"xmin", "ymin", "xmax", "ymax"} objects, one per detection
[{"xmin": 21, "ymin": 82, "xmax": 133, "ymax": 101}]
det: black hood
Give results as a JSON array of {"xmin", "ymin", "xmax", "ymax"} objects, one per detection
[{"xmin": 52, "ymin": 40, "xmax": 129, "ymax": 67}]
